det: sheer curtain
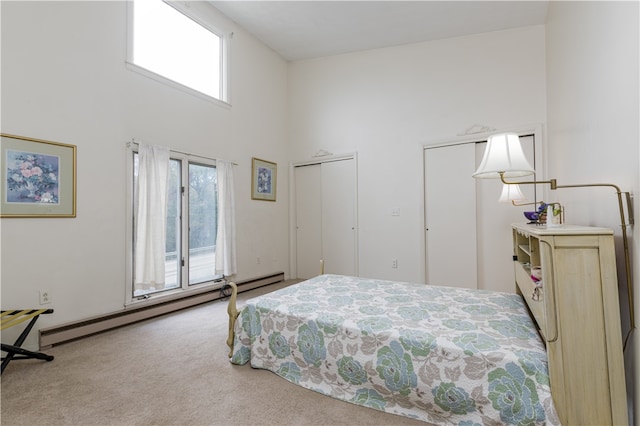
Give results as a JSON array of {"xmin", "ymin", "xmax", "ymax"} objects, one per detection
[
  {"xmin": 134, "ymin": 143, "xmax": 170, "ymax": 291},
  {"xmin": 215, "ymin": 160, "xmax": 237, "ymax": 276}
]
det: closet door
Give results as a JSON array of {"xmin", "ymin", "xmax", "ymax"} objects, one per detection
[
  {"xmin": 424, "ymin": 135, "xmax": 536, "ymax": 292},
  {"xmin": 321, "ymin": 159, "xmax": 356, "ymax": 277},
  {"xmin": 476, "ymin": 135, "xmax": 536, "ymax": 293},
  {"xmin": 295, "ymin": 164, "xmax": 322, "ymax": 279},
  {"xmin": 424, "ymin": 144, "xmax": 478, "ymax": 288},
  {"xmin": 294, "ymin": 158, "xmax": 357, "ymax": 280}
]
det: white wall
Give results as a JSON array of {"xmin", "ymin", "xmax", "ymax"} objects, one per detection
[
  {"xmin": 288, "ymin": 26, "xmax": 547, "ymax": 282},
  {"xmin": 6, "ymin": 4, "xmax": 635, "ymax": 415},
  {"xmin": 0, "ymin": 1, "xmax": 289, "ymax": 348},
  {"xmin": 545, "ymin": 1, "xmax": 639, "ymax": 422}
]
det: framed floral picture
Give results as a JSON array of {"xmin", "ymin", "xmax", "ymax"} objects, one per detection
[
  {"xmin": 1, "ymin": 133, "xmax": 77, "ymax": 217},
  {"xmin": 251, "ymin": 157, "xmax": 277, "ymax": 201}
]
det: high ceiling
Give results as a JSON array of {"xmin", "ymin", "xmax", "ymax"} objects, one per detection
[{"xmin": 209, "ymin": 1, "xmax": 549, "ymax": 61}]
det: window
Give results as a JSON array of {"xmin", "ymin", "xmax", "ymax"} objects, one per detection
[
  {"xmin": 128, "ymin": 0, "xmax": 229, "ymax": 103},
  {"xmin": 130, "ymin": 151, "xmax": 221, "ymax": 299}
]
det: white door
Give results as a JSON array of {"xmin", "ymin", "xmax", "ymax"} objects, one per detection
[
  {"xmin": 424, "ymin": 135, "xmax": 537, "ymax": 292},
  {"xmin": 294, "ymin": 158, "xmax": 357, "ymax": 279},
  {"xmin": 295, "ymin": 164, "xmax": 322, "ymax": 279},
  {"xmin": 476, "ymin": 135, "xmax": 536, "ymax": 293},
  {"xmin": 322, "ymin": 159, "xmax": 356, "ymax": 276},
  {"xmin": 424, "ymin": 143, "xmax": 478, "ymax": 288}
]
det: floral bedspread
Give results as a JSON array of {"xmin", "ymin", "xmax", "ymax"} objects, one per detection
[{"xmin": 230, "ymin": 274, "xmax": 559, "ymax": 425}]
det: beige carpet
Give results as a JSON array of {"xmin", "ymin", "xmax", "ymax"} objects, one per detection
[{"xmin": 1, "ymin": 280, "xmax": 426, "ymax": 426}]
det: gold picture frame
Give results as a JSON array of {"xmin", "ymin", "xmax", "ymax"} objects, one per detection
[
  {"xmin": 1, "ymin": 133, "xmax": 77, "ymax": 217},
  {"xmin": 251, "ymin": 157, "xmax": 277, "ymax": 201}
]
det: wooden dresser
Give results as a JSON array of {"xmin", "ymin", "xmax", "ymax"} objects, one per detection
[{"xmin": 512, "ymin": 223, "xmax": 627, "ymax": 425}]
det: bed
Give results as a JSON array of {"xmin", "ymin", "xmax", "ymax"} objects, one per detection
[{"xmin": 227, "ymin": 274, "xmax": 559, "ymax": 424}]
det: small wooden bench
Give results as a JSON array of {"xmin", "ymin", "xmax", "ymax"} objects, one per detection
[{"xmin": 1, "ymin": 309, "xmax": 54, "ymax": 374}]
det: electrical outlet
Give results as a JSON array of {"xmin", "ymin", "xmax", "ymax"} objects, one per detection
[
  {"xmin": 391, "ymin": 208, "xmax": 401, "ymax": 216},
  {"xmin": 256, "ymin": 257, "xmax": 261, "ymax": 264},
  {"xmin": 39, "ymin": 290, "xmax": 52, "ymax": 305},
  {"xmin": 392, "ymin": 259, "xmax": 398, "ymax": 269}
]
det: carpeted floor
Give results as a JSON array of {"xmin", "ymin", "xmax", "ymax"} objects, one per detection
[{"xmin": 1, "ymin": 280, "xmax": 426, "ymax": 426}]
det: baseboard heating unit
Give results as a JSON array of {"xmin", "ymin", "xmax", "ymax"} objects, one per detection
[{"xmin": 39, "ymin": 272, "xmax": 284, "ymax": 349}]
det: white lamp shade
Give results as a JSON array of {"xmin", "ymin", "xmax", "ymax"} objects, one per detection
[
  {"xmin": 472, "ymin": 133, "xmax": 535, "ymax": 179},
  {"xmin": 498, "ymin": 184, "xmax": 527, "ymax": 203}
]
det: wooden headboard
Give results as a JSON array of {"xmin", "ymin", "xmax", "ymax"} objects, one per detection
[{"xmin": 512, "ymin": 223, "xmax": 627, "ymax": 426}]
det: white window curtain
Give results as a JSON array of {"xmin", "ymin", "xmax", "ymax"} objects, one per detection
[
  {"xmin": 134, "ymin": 143, "xmax": 170, "ymax": 291},
  {"xmin": 215, "ymin": 159, "xmax": 237, "ymax": 276}
]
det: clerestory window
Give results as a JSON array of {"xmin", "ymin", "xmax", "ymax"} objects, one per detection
[{"xmin": 127, "ymin": 0, "xmax": 229, "ymax": 103}]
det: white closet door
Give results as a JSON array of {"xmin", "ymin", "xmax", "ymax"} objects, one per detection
[
  {"xmin": 321, "ymin": 159, "xmax": 356, "ymax": 276},
  {"xmin": 295, "ymin": 164, "xmax": 322, "ymax": 279},
  {"xmin": 476, "ymin": 135, "xmax": 536, "ymax": 293},
  {"xmin": 424, "ymin": 144, "xmax": 478, "ymax": 289},
  {"xmin": 424, "ymin": 135, "xmax": 537, "ymax": 292}
]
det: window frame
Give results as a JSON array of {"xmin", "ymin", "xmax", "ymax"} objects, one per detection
[
  {"xmin": 125, "ymin": 147, "xmax": 223, "ymax": 306},
  {"xmin": 126, "ymin": 0, "xmax": 231, "ymax": 106}
]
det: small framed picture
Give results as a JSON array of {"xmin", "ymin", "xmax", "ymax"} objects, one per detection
[
  {"xmin": 251, "ymin": 157, "xmax": 277, "ymax": 202},
  {"xmin": 1, "ymin": 133, "xmax": 77, "ymax": 217}
]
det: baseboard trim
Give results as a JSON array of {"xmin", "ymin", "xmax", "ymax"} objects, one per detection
[{"xmin": 39, "ymin": 272, "xmax": 285, "ymax": 349}]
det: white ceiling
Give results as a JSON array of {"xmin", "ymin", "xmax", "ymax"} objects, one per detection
[{"xmin": 209, "ymin": 1, "xmax": 549, "ymax": 61}]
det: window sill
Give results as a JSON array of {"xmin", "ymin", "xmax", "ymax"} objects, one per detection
[
  {"xmin": 125, "ymin": 62, "xmax": 231, "ymax": 108},
  {"xmin": 124, "ymin": 280, "xmax": 226, "ymax": 309}
]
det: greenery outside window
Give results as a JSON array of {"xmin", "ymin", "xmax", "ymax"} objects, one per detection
[{"xmin": 130, "ymin": 152, "xmax": 221, "ymax": 299}]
